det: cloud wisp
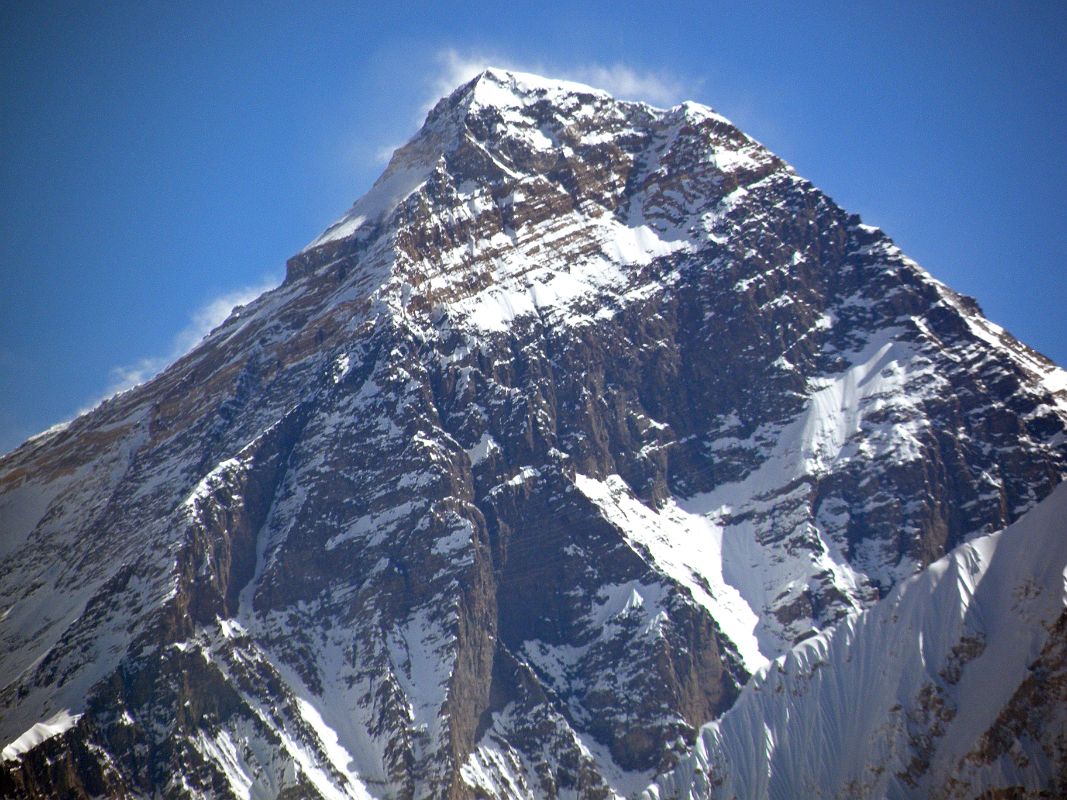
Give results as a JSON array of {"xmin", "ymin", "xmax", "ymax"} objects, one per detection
[
  {"xmin": 431, "ymin": 48, "xmax": 692, "ymax": 110},
  {"xmin": 347, "ymin": 49, "xmax": 694, "ymax": 179},
  {"xmin": 83, "ymin": 278, "xmax": 280, "ymax": 412}
]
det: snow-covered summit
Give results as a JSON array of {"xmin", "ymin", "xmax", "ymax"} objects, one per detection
[
  {"xmin": 304, "ymin": 68, "xmax": 615, "ymax": 252},
  {"xmin": 463, "ymin": 68, "xmax": 614, "ymax": 110},
  {"xmin": 294, "ymin": 67, "xmax": 785, "ymax": 343},
  {"xmin": 302, "ymin": 68, "xmax": 730, "ymax": 255}
]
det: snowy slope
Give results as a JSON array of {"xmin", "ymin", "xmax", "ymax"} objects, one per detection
[{"xmin": 648, "ymin": 482, "xmax": 1067, "ymax": 800}]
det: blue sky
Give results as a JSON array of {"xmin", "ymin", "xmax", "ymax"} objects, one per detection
[{"xmin": 2, "ymin": 1, "xmax": 1065, "ymax": 453}]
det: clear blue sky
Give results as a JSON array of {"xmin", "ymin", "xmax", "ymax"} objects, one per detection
[{"xmin": 2, "ymin": 1, "xmax": 1065, "ymax": 453}]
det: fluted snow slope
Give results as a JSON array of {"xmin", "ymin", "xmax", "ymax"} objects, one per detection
[{"xmin": 649, "ymin": 482, "xmax": 1067, "ymax": 799}]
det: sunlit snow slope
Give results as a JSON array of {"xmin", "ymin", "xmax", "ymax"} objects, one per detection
[{"xmin": 649, "ymin": 481, "xmax": 1067, "ymax": 799}]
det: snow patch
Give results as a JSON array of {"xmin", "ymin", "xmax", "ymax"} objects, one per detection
[
  {"xmin": 575, "ymin": 473, "xmax": 767, "ymax": 673},
  {"xmin": 465, "ymin": 432, "xmax": 500, "ymax": 465}
]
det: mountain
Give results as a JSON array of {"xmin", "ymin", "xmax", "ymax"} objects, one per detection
[{"xmin": 1, "ymin": 68, "xmax": 1065, "ymax": 799}]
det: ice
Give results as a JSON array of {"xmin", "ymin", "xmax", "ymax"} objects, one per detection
[
  {"xmin": 668, "ymin": 329, "xmax": 937, "ymax": 652},
  {"xmin": 331, "ymin": 354, "xmax": 351, "ymax": 384},
  {"xmin": 308, "ymin": 215, "xmax": 366, "ymax": 249},
  {"xmin": 502, "ymin": 466, "xmax": 540, "ymax": 488},
  {"xmin": 386, "ymin": 605, "xmax": 456, "ymax": 732},
  {"xmin": 431, "ymin": 517, "xmax": 474, "ymax": 556},
  {"xmin": 192, "ymin": 623, "xmax": 388, "ymax": 799},
  {"xmin": 324, "ymin": 501, "xmax": 417, "ymax": 551},
  {"xmin": 461, "ymin": 699, "xmax": 651, "ymax": 800},
  {"xmin": 443, "ymin": 216, "xmax": 687, "ymax": 334},
  {"xmin": 195, "ymin": 728, "xmax": 255, "ymax": 798},
  {"xmin": 293, "ymin": 697, "xmax": 376, "ymax": 799},
  {"xmin": 955, "ymin": 302, "xmax": 1067, "ymax": 413},
  {"xmin": 304, "ymin": 161, "xmax": 431, "ymax": 252},
  {"xmin": 0, "ymin": 474, "xmax": 74, "ymax": 560}
]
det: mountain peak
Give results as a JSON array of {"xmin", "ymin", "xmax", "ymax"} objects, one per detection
[
  {"xmin": 297, "ymin": 70, "xmax": 671, "ymax": 256},
  {"xmin": 458, "ymin": 67, "xmax": 611, "ymax": 111},
  {"xmin": 294, "ymin": 68, "xmax": 754, "ymax": 290},
  {"xmin": 3, "ymin": 60, "xmax": 1067, "ymax": 800}
]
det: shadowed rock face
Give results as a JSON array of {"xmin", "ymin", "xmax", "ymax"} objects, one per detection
[{"xmin": 1, "ymin": 69, "xmax": 1065, "ymax": 799}]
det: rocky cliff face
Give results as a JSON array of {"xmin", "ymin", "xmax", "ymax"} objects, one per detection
[{"xmin": 1, "ymin": 69, "xmax": 1065, "ymax": 799}]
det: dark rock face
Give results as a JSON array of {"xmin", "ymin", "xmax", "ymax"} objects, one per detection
[{"xmin": 1, "ymin": 69, "xmax": 1065, "ymax": 798}]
